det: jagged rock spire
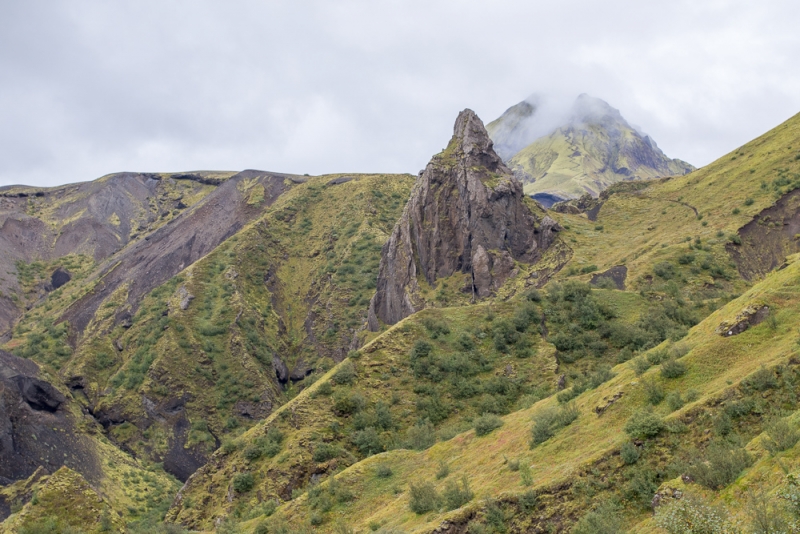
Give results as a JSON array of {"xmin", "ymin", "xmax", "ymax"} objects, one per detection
[{"xmin": 367, "ymin": 109, "xmax": 560, "ymax": 330}]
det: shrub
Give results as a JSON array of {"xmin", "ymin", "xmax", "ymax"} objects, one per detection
[
  {"xmin": 519, "ymin": 489, "xmax": 538, "ymax": 511},
  {"xmin": 530, "ymin": 404, "xmax": 579, "ymax": 447},
  {"xmin": 644, "ymin": 380, "xmax": 665, "ymax": 405},
  {"xmin": 624, "ymin": 411, "xmax": 664, "ymax": 438},
  {"xmin": 243, "ymin": 445, "xmax": 262, "ymax": 462},
  {"xmin": 456, "ymin": 333, "xmax": 475, "ymax": 351},
  {"xmin": 743, "ymin": 366, "xmax": 778, "ymax": 391},
  {"xmin": 405, "ymin": 420, "xmax": 436, "ymax": 450},
  {"xmin": 747, "ymin": 486, "xmax": 791, "ymax": 534},
  {"xmin": 422, "ymin": 317, "xmax": 450, "ymax": 339},
  {"xmin": 315, "ymin": 381, "xmax": 333, "ymax": 396},
  {"xmin": 436, "ymin": 460, "xmax": 450, "ymax": 480},
  {"xmin": 408, "ymin": 481, "xmax": 440, "ymax": 514},
  {"xmin": 313, "ymin": 442, "xmax": 341, "ymax": 463},
  {"xmin": 621, "ymin": 442, "xmax": 640, "ymax": 465},
  {"xmin": 443, "ymin": 475, "xmax": 474, "ymax": 510},
  {"xmin": 689, "ymin": 441, "xmax": 752, "ymax": 489},
  {"xmin": 763, "ymin": 419, "xmax": 800, "ymax": 453},
  {"xmin": 745, "ymin": 197, "xmax": 755, "ymax": 206},
  {"xmin": 666, "ymin": 391, "xmax": 685, "ymax": 411},
  {"xmin": 626, "ymin": 467, "xmax": 658, "ymax": 507},
  {"xmin": 410, "ymin": 340, "xmax": 433, "ymax": 360},
  {"xmin": 474, "ymin": 413, "xmax": 504, "ymax": 436},
  {"xmin": 631, "ymin": 357, "xmax": 651, "ymax": 376},
  {"xmin": 654, "ymin": 261, "xmax": 676, "ymax": 279},
  {"xmin": 333, "ymin": 360, "xmax": 357, "ymax": 385},
  {"xmin": 492, "ymin": 319, "xmax": 519, "ymax": 352},
  {"xmin": 572, "ymin": 502, "xmax": 622, "ymax": 534},
  {"xmin": 332, "ymin": 390, "xmax": 365, "ymax": 414},
  {"xmin": 655, "ymin": 495, "xmax": 739, "ymax": 534},
  {"xmin": 232, "ymin": 472, "xmax": 255, "ymax": 493},
  {"xmin": 519, "ymin": 462, "xmax": 534, "ymax": 486},
  {"xmin": 352, "ymin": 427, "xmax": 383, "ymax": 456},
  {"xmin": 661, "ymin": 359, "xmax": 687, "ymax": 379},
  {"xmin": 375, "ymin": 464, "xmax": 393, "ymax": 478},
  {"xmin": 647, "ymin": 348, "xmax": 670, "ymax": 365}
]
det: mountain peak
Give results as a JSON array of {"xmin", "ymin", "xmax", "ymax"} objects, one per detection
[
  {"xmin": 571, "ymin": 94, "xmax": 625, "ymax": 124},
  {"xmin": 486, "ymin": 93, "xmax": 694, "ymax": 204},
  {"xmin": 367, "ymin": 110, "xmax": 561, "ymax": 329}
]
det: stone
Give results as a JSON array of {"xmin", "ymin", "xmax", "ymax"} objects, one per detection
[{"xmin": 368, "ymin": 109, "xmax": 561, "ymax": 329}]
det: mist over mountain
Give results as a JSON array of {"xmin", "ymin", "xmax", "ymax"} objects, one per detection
[{"xmin": 487, "ymin": 94, "xmax": 694, "ymax": 206}]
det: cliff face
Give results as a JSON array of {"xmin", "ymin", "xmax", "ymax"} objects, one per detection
[{"xmin": 368, "ymin": 109, "xmax": 560, "ymax": 329}]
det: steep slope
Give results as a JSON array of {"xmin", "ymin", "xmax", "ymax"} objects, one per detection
[
  {"xmin": 3, "ymin": 172, "xmax": 414, "ymax": 484},
  {"xmin": 368, "ymin": 109, "xmax": 564, "ymax": 329},
  {"xmin": 488, "ymin": 95, "xmax": 694, "ymax": 206},
  {"xmin": 0, "ymin": 171, "xmax": 233, "ymax": 336},
  {"xmin": 165, "ymin": 111, "xmax": 799, "ymax": 532}
]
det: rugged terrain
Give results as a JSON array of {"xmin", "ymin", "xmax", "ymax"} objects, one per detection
[
  {"xmin": 0, "ymin": 100, "xmax": 799, "ymax": 534},
  {"xmin": 486, "ymin": 95, "xmax": 694, "ymax": 206}
]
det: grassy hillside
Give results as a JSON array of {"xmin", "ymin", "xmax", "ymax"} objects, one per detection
[
  {"xmin": 511, "ymin": 121, "xmax": 691, "ymax": 200},
  {"xmin": 163, "ymin": 111, "xmax": 800, "ymax": 533},
  {"xmin": 2, "ymin": 173, "xmax": 415, "ymax": 481},
  {"xmin": 1, "ymin": 107, "xmax": 800, "ymax": 534}
]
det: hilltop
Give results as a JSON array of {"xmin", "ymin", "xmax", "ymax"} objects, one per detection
[{"xmin": 486, "ymin": 94, "xmax": 694, "ymax": 206}]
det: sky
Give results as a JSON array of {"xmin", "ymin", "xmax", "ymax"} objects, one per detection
[{"xmin": 1, "ymin": 0, "xmax": 799, "ymax": 188}]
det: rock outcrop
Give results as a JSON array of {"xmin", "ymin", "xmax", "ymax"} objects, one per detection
[
  {"xmin": 368, "ymin": 109, "xmax": 561, "ymax": 329},
  {"xmin": 0, "ymin": 350, "xmax": 100, "ymax": 484}
]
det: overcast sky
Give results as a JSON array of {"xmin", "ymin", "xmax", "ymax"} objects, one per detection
[{"xmin": 1, "ymin": 0, "xmax": 799, "ymax": 187}]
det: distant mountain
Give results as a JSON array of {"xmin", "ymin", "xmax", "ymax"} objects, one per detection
[{"xmin": 487, "ymin": 94, "xmax": 694, "ymax": 206}]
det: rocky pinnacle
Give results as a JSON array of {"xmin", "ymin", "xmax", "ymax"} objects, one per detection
[{"xmin": 367, "ymin": 109, "xmax": 560, "ymax": 330}]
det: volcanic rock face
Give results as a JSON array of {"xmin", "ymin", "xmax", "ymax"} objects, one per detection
[
  {"xmin": 0, "ymin": 350, "xmax": 99, "ymax": 485},
  {"xmin": 368, "ymin": 109, "xmax": 560, "ymax": 329}
]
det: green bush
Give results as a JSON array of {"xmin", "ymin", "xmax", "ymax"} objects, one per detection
[
  {"xmin": 408, "ymin": 481, "xmax": 440, "ymax": 514},
  {"xmin": 571, "ymin": 502, "xmax": 622, "ymax": 534},
  {"xmin": 474, "ymin": 413, "xmax": 504, "ymax": 436},
  {"xmin": 661, "ymin": 359, "xmax": 687, "ymax": 379},
  {"xmin": 375, "ymin": 464, "xmax": 393, "ymax": 478},
  {"xmin": 332, "ymin": 390, "xmax": 365, "ymax": 414},
  {"xmin": 232, "ymin": 472, "xmax": 255, "ymax": 493},
  {"xmin": 422, "ymin": 317, "xmax": 450, "ymax": 339},
  {"xmin": 631, "ymin": 357, "xmax": 651, "ymax": 376},
  {"xmin": 644, "ymin": 380, "xmax": 665, "ymax": 405},
  {"xmin": 621, "ymin": 442, "xmax": 640, "ymax": 465},
  {"xmin": 443, "ymin": 475, "xmax": 474, "ymax": 510},
  {"xmin": 763, "ymin": 419, "xmax": 800, "ymax": 453},
  {"xmin": 312, "ymin": 442, "xmax": 341, "ymax": 463},
  {"xmin": 655, "ymin": 495, "xmax": 739, "ymax": 534},
  {"xmin": 666, "ymin": 391, "xmax": 685, "ymax": 411},
  {"xmin": 625, "ymin": 467, "xmax": 658, "ymax": 507},
  {"xmin": 530, "ymin": 404, "xmax": 579, "ymax": 447},
  {"xmin": 624, "ymin": 411, "xmax": 665, "ymax": 438},
  {"xmin": 743, "ymin": 366, "xmax": 778, "ymax": 391},
  {"xmin": 654, "ymin": 261, "xmax": 676, "ymax": 279},
  {"xmin": 352, "ymin": 427, "xmax": 383, "ymax": 456},
  {"xmin": 436, "ymin": 460, "xmax": 450, "ymax": 480},
  {"xmin": 405, "ymin": 420, "xmax": 436, "ymax": 450},
  {"xmin": 333, "ymin": 360, "xmax": 357, "ymax": 385},
  {"xmin": 688, "ymin": 441, "xmax": 752, "ymax": 489}
]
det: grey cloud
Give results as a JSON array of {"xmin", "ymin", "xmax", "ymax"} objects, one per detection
[{"xmin": 1, "ymin": 0, "xmax": 799, "ymax": 187}]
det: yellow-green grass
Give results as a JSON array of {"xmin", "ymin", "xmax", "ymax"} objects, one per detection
[
  {"xmin": 549, "ymin": 112, "xmax": 800, "ymax": 297},
  {"xmin": 244, "ymin": 251, "xmax": 800, "ymax": 533},
  {"xmin": 167, "ymin": 300, "xmax": 560, "ymax": 529}
]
